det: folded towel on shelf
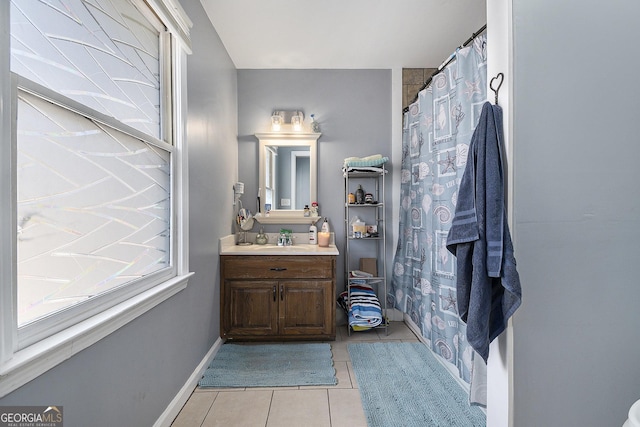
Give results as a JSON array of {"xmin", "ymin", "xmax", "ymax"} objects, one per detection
[
  {"xmin": 343, "ymin": 154, "xmax": 389, "ymax": 168},
  {"xmin": 343, "ymin": 166, "xmax": 388, "ymax": 176},
  {"xmin": 346, "ymin": 282, "xmax": 383, "ymax": 330},
  {"xmin": 344, "ymin": 154, "xmax": 383, "ymax": 163}
]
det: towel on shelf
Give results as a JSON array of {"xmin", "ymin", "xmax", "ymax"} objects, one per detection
[
  {"xmin": 346, "ymin": 282, "xmax": 383, "ymax": 330},
  {"xmin": 343, "ymin": 154, "xmax": 389, "ymax": 168},
  {"xmin": 343, "ymin": 166, "xmax": 388, "ymax": 176}
]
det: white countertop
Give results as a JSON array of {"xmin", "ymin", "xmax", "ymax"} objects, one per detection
[{"xmin": 219, "ymin": 233, "xmax": 339, "ymax": 256}]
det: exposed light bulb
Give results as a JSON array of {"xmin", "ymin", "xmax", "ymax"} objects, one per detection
[
  {"xmin": 291, "ymin": 112, "xmax": 303, "ymax": 131},
  {"xmin": 271, "ymin": 112, "xmax": 283, "ymax": 131}
]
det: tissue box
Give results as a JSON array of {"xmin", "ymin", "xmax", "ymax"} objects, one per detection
[{"xmin": 359, "ymin": 258, "xmax": 377, "ymax": 276}]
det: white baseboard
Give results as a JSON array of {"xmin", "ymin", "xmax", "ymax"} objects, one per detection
[
  {"xmin": 402, "ymin": 314, "xmax": 471, "ymax": 393},
  {"xmin": 402, "ymin": 313, "xmax": 424, "ymax": 344},
  {"xmin": 386, "ymin": 308, "xmax": 404, "ymax": 321},
  {"xmin": 153, "ymin": 337, "xmax": 224, "ymax": 427}
]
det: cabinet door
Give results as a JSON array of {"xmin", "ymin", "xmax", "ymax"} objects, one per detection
[
  {"xmin": 279, "ymin": 280, "xmax": 334, "ymax": 337},
  {"xmin": 224, "ymin": 280, "xmax": 278, "ymax": 338}
]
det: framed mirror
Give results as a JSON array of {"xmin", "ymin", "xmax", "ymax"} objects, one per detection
[{"xmin": 256, "ymin": 131, "xmax": 320, "ymax": 223}]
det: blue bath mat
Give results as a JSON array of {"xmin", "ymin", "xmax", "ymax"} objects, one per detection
[
  {"xmin": 348, "ymin": 342, "xmax": 486, "ymax": 426},
  {"xmin": 199, "ymin": 343, "xmax": 337, "ymax": 388}
]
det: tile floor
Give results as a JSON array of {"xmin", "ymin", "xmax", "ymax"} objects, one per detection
[{"xmin": 171, "ymin": 322, "xmax": 421, "ymax": 427}]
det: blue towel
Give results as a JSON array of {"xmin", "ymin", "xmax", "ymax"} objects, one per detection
[
  {"xmin": 347, "ymin": 283, "xmax": 383, "ymax": 329},
  {"xmin": 446, "ymin": 102, "xmax": 522, "ymax": 362}
]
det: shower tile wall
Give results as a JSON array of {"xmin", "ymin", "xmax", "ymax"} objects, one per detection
[{"xmin": 402, "ymin": 68, "xmax": 436, "ymax": 110}]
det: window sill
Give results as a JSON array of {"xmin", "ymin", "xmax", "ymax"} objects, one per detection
[{"xmin": 0, "ymin": 272, "xmax": 193, "ymax": 398}]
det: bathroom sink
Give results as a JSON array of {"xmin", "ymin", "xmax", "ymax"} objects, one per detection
[
  {"xmin": 220, "ymin": 242, "xmax": 338, "ymax": 256},
  {"xmin": 242, "ymin": 244, "xmax": 321, "ymax": 252},
  {"xmin": 249, "ymin": 244, "xmax": 298, "ymax": 250}
]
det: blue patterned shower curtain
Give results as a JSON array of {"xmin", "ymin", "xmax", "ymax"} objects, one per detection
[{"xmin": 391, "ymin": 34, "xmax": 487, "ymax": 384}]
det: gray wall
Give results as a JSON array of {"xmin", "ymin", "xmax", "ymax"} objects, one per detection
[
  {"xmin": 237, "ymin": 69, "xmax": 392, "ymax": 308},
  {"xmin": 0, "ymin": 1, "xmax": 237, "ymax": 425},
  {"xmin": 511, "ymin": 1, "xmax": 640, "ymax": 426}
]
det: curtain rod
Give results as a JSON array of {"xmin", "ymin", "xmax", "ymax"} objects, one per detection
[{"xmin": 402, "ymin": 24, "xmax": 487, "ymax": 113}]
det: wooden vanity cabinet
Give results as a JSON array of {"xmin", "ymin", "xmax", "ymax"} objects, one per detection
[{"xmin": 220, "ymin": 255, "xmax": 336, "ymax": 341}]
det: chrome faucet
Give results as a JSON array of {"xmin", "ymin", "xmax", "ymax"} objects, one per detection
[{"xmin": 277, "ymin": 231, "xmax": 293, "ymax": 246}]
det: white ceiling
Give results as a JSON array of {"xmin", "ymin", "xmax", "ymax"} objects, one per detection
[{"xmin": 199, "ymin": 0, "xmax": 487, "ymax": 69}]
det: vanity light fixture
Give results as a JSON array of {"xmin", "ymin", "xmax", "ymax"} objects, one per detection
[
  {"xmin": 291, "ymin": 111, "xmax": 304, "ymax": 131},
  {"xmin": 271, "ymin": 111, "xmax": 283, "ymax": 131}
]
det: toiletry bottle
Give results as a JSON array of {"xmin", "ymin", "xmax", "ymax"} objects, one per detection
[
  {"xmin": 356, "ymin": 185, "xmax": 364, "ymax": 204},
  {"xmin": 309, "ymin": 222, "xmax": 317, "ymax": 245},
  {"xmin": 321, "ymin": 217, "xmax": 330, "ymax": 233},
  {"xmin": 304, "ymin": 205, "xmax": 310, "ymax": 217}
]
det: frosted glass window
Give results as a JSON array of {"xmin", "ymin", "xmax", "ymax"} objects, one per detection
[
  {"xmin": 16, "ymin": 91, "xmax": 171, "ymax": 326},
  {"xmin": 10, "ymin": 0, "xmax": 162, "ymax": 139},
  {"xmin": 1, "ymin": 0, "xmax": 188, "ymax": 397}
]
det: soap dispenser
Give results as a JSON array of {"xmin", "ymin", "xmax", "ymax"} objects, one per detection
[
  {"xmin": 309, "ymin": 222, "xmax": 317, "ymax": 245},
  {"xmin": 255, "ymin": 228, "xmax": 268, "ymax": 245},
  {"xmin": 321, "ymin": 217, "xmax": 330, "ymax": 233}
]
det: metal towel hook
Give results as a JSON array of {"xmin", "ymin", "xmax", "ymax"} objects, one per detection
[{"xmin": 490, "ymin": 73, "xmax": 504, "ymax": 105}]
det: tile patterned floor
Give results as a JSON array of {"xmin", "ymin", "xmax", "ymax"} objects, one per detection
[{"xmin": 171, "ymin": 322, "xmax": 420, "ymax": 427}]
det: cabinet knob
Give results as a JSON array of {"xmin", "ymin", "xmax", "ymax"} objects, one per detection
[
  {"xmin": 273, "ymin": 285, "xmax": 276, "ymax": 301},
  {"xmin": 270, "ymin": 267, "xmax": 287, "ymax": 271}
]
